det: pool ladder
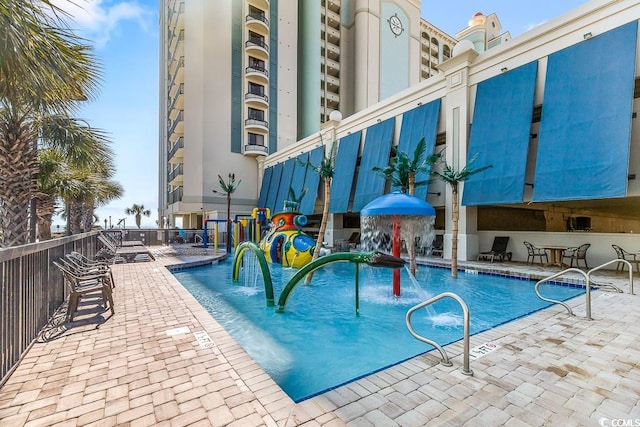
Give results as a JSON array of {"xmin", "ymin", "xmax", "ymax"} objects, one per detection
[
  {"xmin": 405, "ymin": 292, "xmax": 473, "ymax": 376},
  {"xmin": 535, "ymin": 259, "xmax": 634, "ymax": 320}
]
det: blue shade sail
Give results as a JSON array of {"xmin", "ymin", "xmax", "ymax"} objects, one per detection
[
  {"xmin": 532, "ymin": 21, "xmax": 638, "ymax": 202},
  {"xmin": 299, "ymin": 146, "xmax": 325, "ymax": 215},
  {"xmin": 289, "ymin": 152, "xmax": 309, "ymax": 208},
  {"xmin": 397, "ymin": 99, "xmax": 441, "ymax": 200},
  {"xmin": 461, "ymin": 61, "xmax": 538, "ymax": 206},
  {"xmin": 258, "ymin": 166, "xmax": 273, "ymax": 208},
  {"xmin": 330, "ymin": 132, "xmax": 362, "ymax": 214},
  {"xmin": 352, "ymin": 118, "xmax": 395, "ymax": 212},
  {"xmin": 274, "ymin": 158, "xmax": 296, "ymax": 213},
  {"xmin": 265, "ymin": 162, "xmax": 283, "ymax": 213}
]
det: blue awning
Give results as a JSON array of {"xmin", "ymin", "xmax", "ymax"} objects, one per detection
[
  {"xmin": 461, "ymin": 61, "xmax": 538, "ymax": 206},
  {"xmin": 289, "ymin": 152, "xmax": 309, "ymax": 207},
  {"xmin": 397, "ymin": 99, "xmax": 441, "ymax": 200},
  {"xmin": 533, "ymin": 21, "xmax": 638, "ymax": 202},
  {"xmin": 264, "ymin": 162, "xmax": 283, "ymax": 213},
  {"xmin": 274, "ymin": 158, "xmax": 296, "ymax": 213},
  {"xmin": 330, "ymin": 132, "xmax": 362, "ymax": 213},
  {"xmin": 299, "ymin": 146, "xmax": 325, "ymax": 215},
  {"xmin": 257, "ymin": 166, "xmax": 273, "ymax": 208},
  {"xmin": 352, "ymin": 118, "xmax": 395, "ymax": 212}
]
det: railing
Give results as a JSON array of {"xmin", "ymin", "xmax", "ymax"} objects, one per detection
[
  {"xmin": 246, "ymin": 13, "xmax": 269, "ymax": 26},
  {"xmin": 535, "ymin": 259, "xmax": 634, "ymax": 320},
  {"xmin": 0, "ymin": 232, "xmax": 101, "ymax": 387},
  {"xmin": 406, "ymin": 292, "xmax": 473, "ymax": 376},
  {"xmin": 589, "ymin": 259, "xmax": 633, "ymax": 295}
]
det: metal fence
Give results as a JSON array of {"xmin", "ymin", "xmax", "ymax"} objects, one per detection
[{"xmin": 0, "ymin": 232, "xmax": 101, "ymax": 387}]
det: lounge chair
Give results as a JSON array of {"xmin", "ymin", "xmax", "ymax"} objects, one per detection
[
  {"xmin": 477, "ymin": 236, "xmax": 512, "ymax": 262},
  {"xmin": 523, "ymin": 241, "xmax": 548, "ymax": 265},
  {"xmin": 612, "ymin": 244, "xmax": 640, "ymax": 273},
  {"xmin": 562, "ymin": 243, "xmax": 590, "ymax": 269}
]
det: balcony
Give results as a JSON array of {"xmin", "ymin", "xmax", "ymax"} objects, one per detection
[
  {"xmin": 244, "ymin": 92, "xmax": 268, "ymax": 107},
  {"xmin": 321, "ymin": 23, "xmax": 340, "ymax": 44},
  {"xmin": 321, "ymin": 90, "xmax": 340, "ymax": 104},
  {"xmin": 321, "ymin": 8, "xmax": 340, "ymax": 26},
  {"xmin": 320, "ymin": 56, "xmax": 340, "ymax": 75},
  {"xmin": 168, "ymin": 136, "xmax": 184, "ymax": 162},
  {"xmin": 248, "ymin": 0, "xmax": 269, "ymax": 9},
  {"xmin": 168, "ymin": 186, "xmax": 183, "ymax": 205},
  {"xmin": 245, "ymin": 65, "xmax": 269, "ymax": 82},
  {"xmin": 327, "ymin": 0, "xmax": 340, "ymax": 13},
  {"xmin": 243, "ymin": 144, "xmax": 269, "ymax": 157},
  {"xmin": 169, "ymin": 111, "xmax": 184, "ymax": 136},
  {"xmin": 245, "ymin": 39, "xmax": 269, "ymax": 58},
  {"xmin": 246, "ymin": 13, "xmax": 269, "ymax": 33},
  {"xmin": 168, "ymin": 163, "xmax": 184, "ymax": 185},
  {"xmin": 244, "ymin": 118, "xmax": 268, "ymax": 132}
]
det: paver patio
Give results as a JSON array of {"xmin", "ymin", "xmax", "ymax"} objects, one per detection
[{"xmin": 0, "ymin": 245, "xmax": 638, "ymax": 426}]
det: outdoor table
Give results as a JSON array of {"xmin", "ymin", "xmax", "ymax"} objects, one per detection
[{"xmin": 540, "ymin": 245, "xmax": 568, "ymax": 267}]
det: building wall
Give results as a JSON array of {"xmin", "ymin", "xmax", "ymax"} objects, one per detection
[{"xmin": 261, "ymin": 0, "xmax": 640, "ymax": 264}]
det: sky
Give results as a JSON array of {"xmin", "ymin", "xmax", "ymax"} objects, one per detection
[{"xmin": 52, "ymin": 0, "xmax": 590, "ymax": 229}]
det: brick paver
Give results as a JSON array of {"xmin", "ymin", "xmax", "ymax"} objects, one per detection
[{"xmin": 1, "ymin": 246, "xmax": 639, "ymax": 426}]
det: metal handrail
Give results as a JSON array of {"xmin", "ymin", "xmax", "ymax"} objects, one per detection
[
  {"xmin": 535, "ymin": 268, "xmax": 587, "ymax": 318},
  {"xmin": 536, "ymin": 259, "xmax": 634, "ymax": 320},
  {"xmin": 588, "ymin": 259, "xmax": 634, "ymax": 295},
  {"xmin": 406, "ymin": 292, "xmax": 473, "ymax": 376}
]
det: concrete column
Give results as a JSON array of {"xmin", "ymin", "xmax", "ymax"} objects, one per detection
[{"xmin": 437, "ymin": 47, "xmax": 480, "ymax": 261}]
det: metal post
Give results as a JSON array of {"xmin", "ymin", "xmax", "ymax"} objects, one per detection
[{"xmin": 392, "ymin": 216, "xmax": 401, "ymax": 297}]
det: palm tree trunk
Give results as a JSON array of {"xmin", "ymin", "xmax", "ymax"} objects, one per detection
[
  {"xmin": 36, "ymin": 194, "xmax": 56, "ymax": 240},
  {"xmin": 305, "ymin": 178, "xmax": 331, "ymax": 284},
  {"xmin": 407, "ymin": 172, "xmax": 417, "ymax": 275},
  {"xmin": 70, "ymin": 201, "xmax": 83, "ymax": 234},
  {"xmin": 82, "ymin": 201, "xmax": 96, "ymax": 232},
  {"xmin": 0, "ymin": 118, "xmax": 38, "ymax": 247},
  {"xmin": 135, "ymin": 213, "xmax": 141, "ymax": 228},
  {"xmin": 451, "ymin": 183, "xmax": 459, "ymax": 278},
  {"xmin": 226, "ymin": 195, "xmax": 232, "ymax": 253}
]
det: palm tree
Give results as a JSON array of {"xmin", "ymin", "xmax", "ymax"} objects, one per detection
[
  {"xmin": 125, "ymin": 204, "xmax": 152, "ymax": 229},
  {"xmin": 432, "ymin": 154, "xmax": 491, "ymax": 278},
  {"xmin": 373, "ymin": 138, "xmax": 441, "ymax": 196},
  {"xmin": 372, "ymin": 138, "xmax": 441, "ymax": 275},
  {"xmin": 36, "ymin": 121, "xmax": 120, "ymax": 238},
  {"xmin": 298, "ymin": 139, "xmax": 338, "ymax": 284},
  {"xmin": 0, "ymin": 0, "xmax": 101, "ymax": 247},
  {"xmin": 214, "ymin": 173, "xmax": 241, "ymax": 253}
]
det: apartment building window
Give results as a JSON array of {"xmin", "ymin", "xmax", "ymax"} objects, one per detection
[
  {"xmin": 249, "ymin": 5, "xmax": 265, "ymax": 21},
  {"xmin": 248, "ymin": 107, "xmax": 264, "ymax": 121},
  {"xmin": 248, "ymin": 56, "xmax": 266, "ymax": 71},
  {"xmin": 248, "ymin": 82, "xmax": 265, "ymax": 96},
  {"xmin": 248, "ymin": 31, "xmax": 264, "ymax": 45},
  {"xmin": 247, "ymin": 133, "xmax": 265, "ymax": 146}
]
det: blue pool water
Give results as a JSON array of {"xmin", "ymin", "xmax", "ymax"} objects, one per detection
[{"xmin": 173, "ymin": 257, "xmax": 585, "ymax": 402}]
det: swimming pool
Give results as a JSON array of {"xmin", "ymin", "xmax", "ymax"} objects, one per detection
[{"xmin": 173, "ymin": 258, "xmax": 584, "ymax": 402}]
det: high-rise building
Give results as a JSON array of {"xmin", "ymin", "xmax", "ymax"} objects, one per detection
[{"xmin": 158, "ymin": 0, "xmax": 462, "ymax": 228}]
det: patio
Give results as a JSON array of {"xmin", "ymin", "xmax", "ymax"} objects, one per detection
[{"xmin": 0, "ymin": 245, "xmax": 638, "ymax": 426}]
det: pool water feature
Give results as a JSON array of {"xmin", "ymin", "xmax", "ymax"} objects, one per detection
[{"xmin": 173, "ymin": 258, "xmax": 585, "ymax": 402}]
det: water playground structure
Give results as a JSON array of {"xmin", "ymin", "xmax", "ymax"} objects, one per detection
[
  {"xmin": 231, "ymin": 192, "xmax": 437, "ymax": 310},
  {"xmin": 257, "ymin": 201, "xmax": 316, "ymax": 268}
]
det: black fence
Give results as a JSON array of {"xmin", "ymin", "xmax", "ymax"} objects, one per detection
[{"xmin": 0, "ymin": 232, "xmax": 101, "ymax": 387}]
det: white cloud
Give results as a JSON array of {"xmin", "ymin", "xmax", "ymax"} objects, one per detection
[{"xmin": 52, "ymin": 0, "xmax": 153, "ymax": 48}]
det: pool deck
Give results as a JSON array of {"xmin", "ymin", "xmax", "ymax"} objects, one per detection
[{"xmin": 1, "ymin": 245, "xmax": 639, "ymax": 426}]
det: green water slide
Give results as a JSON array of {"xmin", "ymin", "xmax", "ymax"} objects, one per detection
[
  {"xmin": 232, "ymin": 242, "xmax": 275, "ymax": 306},
  {"xmin": 275, "ymin": 251, "xmax": 405, "ymax": 313}
]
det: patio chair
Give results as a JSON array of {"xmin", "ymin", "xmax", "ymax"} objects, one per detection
[
  {"xmin": 430, "ymin": 235, "xmax": 444, "ymax": 258},
  {"xmin": 612, "ymin": 244, "xmax": 640, "ymax": 273},
  {"xmin": 562, "ymin": 243, "xmax": 591, "ymax": 269},
  {"xmin": 53, "ymin": 260, "xmax": 115, "ymax": 322},
  {"xmin": 348, "ymin": 232, "xmax": 361, "ymax": 249},
  {"xmin": 523, "ymin": 241, "xmax": 548, "ymax": 265},
  {"xmin": 66, "ymin": 252, "xmax": 115, "ymax": 288},
  {"xmin": 477, "ymin": 236, "xmax": 512, "ymax": 262}
]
